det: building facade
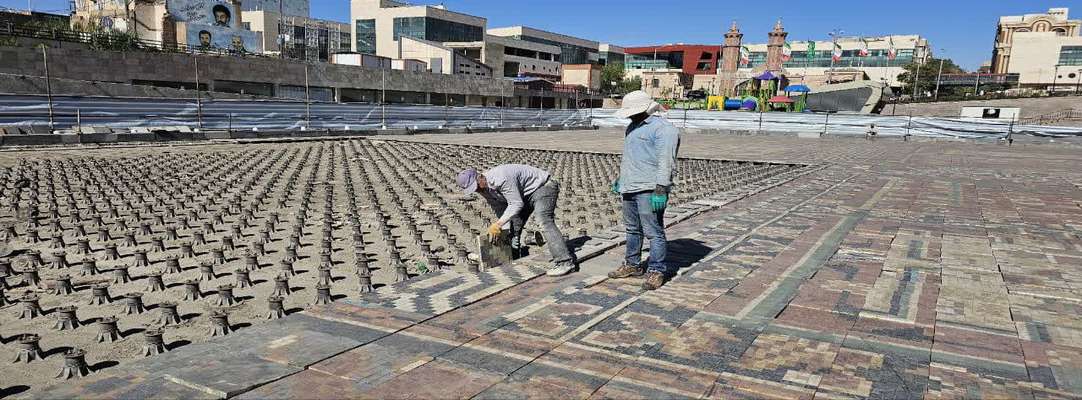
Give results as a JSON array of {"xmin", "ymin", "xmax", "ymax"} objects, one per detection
[
  {"xmin": 487, "ymin": 26, "xmax": 599, "ymax": 65},
  {"xmin": 561, "ymin": 64, "xmax": 601, "ymax": 91},
  {"xmin": 240, "ymin": 0, "xmax": 310, "ymax": 17},
  {"xmin": 397, "ymin": 36, "xmax": 491, "ymax": 77},
  {"xmin": 443, "ymin": 35, "xmax": 563, "ymax": 79},
  {"xmin": 624, "ymin": 44, "xmax": 722, "ymax": 76},
  {"xmin": 740, "ymin": 34, "xmax": 930, "ymax": 87},
  {"xmin": 242, "ymin": 11, "xmax": 350, "ymax": 62},
  {"xmin": 598, "ymin": 44, "xmax": 625, "ymax": 66},
  {"xmin": 350, "ymin": 0, "xmax": 485, "ymax": 59},
  {"xmin": 991, "ymin": 8, "xmax": 1082, "ymax": 90}
]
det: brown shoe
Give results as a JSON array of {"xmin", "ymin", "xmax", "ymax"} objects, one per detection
[
  {"xmin": 642, "ymin": 271, "xmax": 668, "ymax": 291},
  {"xmin": 608, "ymin": 263, "xmax": 644, "ymax": 279}
]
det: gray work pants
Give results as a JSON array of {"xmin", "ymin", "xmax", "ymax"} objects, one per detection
[{"xmin": 509, "ymin": 180, "xmax": 575, "ymax": 265}]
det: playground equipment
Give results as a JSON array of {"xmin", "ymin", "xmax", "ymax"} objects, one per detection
[{"xmin": 783, "ymin": 84, "xmax": 811, "ymax": 112}]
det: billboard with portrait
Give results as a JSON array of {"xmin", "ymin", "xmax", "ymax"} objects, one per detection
[
  {"xmin": 187, "ymin": 23, "xmax": 263, "ymax": 53},
  {"xmin": 168, "ymin": 0, "xmax": 239, "ymax": 25},
  {"xmin": 170, "ymin": 0, "xmax": 263, "ymax": 53}
]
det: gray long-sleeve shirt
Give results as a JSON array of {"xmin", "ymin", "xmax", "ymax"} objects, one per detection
[
  {"xmin": 619, "ymin": 115, "xmax": 681, "ymax": 194},
  {"xmin": 480, "ymin": 164, "xmax": 551, "ymax": 225}
]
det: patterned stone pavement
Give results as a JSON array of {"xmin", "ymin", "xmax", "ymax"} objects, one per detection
[{"xmin": 31, "ymin": 131, "xmax": 1082, "ymax": 399}]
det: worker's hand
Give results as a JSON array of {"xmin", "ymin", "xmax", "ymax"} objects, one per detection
[
  {"xmin": 610, "ymin": 178, "xmax": 620, "ymax": 195},
  {"xmin": 650, "ymin": 185, "xmax": 669, "ymax": 212},
  {"xmin": 486, "ymin": 222, "xmax": 503, "ymax": 244}
]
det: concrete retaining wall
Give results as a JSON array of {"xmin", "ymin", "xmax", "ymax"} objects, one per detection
[
  {"xmin": 889, "ymin": 96, "xmax": 1082, "ymax": 118},
  {"xmin": 0, "ymin": 46, "xmax": 514, "ymax": 99},
  {"xmin": 0, "ymin": 74, "xmax": 264, "ymax": 100}
]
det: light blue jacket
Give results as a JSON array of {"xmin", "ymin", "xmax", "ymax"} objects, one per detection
[{"xmin": 619, "ymin": 115, "xmax": 681, "ymax": 194}]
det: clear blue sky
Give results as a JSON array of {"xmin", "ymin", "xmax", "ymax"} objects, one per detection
[{"xmin": 6, "ymin": 0, "xmax": 1082, "ymax": 70}]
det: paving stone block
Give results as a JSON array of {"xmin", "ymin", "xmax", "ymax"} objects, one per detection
[{"xmin": 162, "ymin": 353, "xmax": 301, "ymax": 399}]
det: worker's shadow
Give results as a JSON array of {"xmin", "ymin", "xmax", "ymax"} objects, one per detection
[{"xmin": 664, "ymin": 239, "xmax": 715, "ymax": 274}]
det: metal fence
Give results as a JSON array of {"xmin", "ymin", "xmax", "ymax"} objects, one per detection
[
  {"xmin": 1018, "ymin": 110, "xmax": 1082, "ymax": 126},
  {"xmin": 591, "ymin": 108, "xmax": 1082, "ymax": 139},
  {"xmin": 0, "ymin": 95, "xmax": 593, "ymax": 131}
]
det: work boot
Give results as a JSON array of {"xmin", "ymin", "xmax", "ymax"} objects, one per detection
[
  {"xmin": 642, "ymin": 271, "xmax": 668, "ymax": 291},
  {"xmin": 607, "ymin": 263, "xmax": 644, "ymax": 279},
  {"xmin": 546, "ymin": 262, "xmax": 578, "ymax": 277}
]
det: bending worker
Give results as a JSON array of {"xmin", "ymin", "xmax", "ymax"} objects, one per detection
[
  {"xmin": 607, "ymin": 90, "xmax": 681, "ymax": 291},
  {"xmin": 456, "ymin": 164, "xmax": 577, "ymax": 276}
]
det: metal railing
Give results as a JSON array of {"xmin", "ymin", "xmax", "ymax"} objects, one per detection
[
  {"xmin": 0, "ymin": 21, "xmax": 268, "ymax": 58},
  {"xmin": 1018, "ymin": 110, "xmax": 1082, "ymax": 126}
]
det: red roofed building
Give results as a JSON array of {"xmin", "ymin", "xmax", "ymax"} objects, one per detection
[{"xmin": 623, "ymin": 44, "xmax": 722, "ymax": 75}]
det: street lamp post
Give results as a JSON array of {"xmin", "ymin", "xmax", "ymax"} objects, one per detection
[
  {"xmin": 933, "ymin": 51, "xmax": 945, "ymax": 101},
  {"xmin": 1051, "ymin": 64, "xmax": 1061, "ymax": 95},
  {"xmin": 194, "ymin": 55, "xmax": 203, "ymax": 130},
  {"xmin": 41, "ymin": 45, "xmax": 54, "ymax": 131}
]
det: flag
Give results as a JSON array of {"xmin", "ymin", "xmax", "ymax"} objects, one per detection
[
  {"xmin": 831, "ymin": 42, "xmax": 843, "ymax": 62},
  {"xmin": 887, "ymin": 36, "xmax": 897, "ymax": 60},
  {"xmin": 858, "ymin": 38, "xmax": 870, "ymax": 57},
  {"xmin": 740, "ymin": 46, "xmax": 750, "ymax": 66},
  {"xmin": 806, "ymin": 41, "xmax": 816, "ymax": 60},
  {"xmin": 781, "ymin": 42, "xmax": 792, "ymax": 62}
]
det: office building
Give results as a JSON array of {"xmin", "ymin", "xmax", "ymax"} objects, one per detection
[
  {"xmin": 397, "ymin": 36, "xmax": 492, "ymax": 77},
  {"xmin": 991, "ymin": 7, "xmax": 1082, "ymax": 90},
  {"xmin": 598, "ymin": 44, "xmax": 625, "ymax": 66},
  {"xmin": 444, "ymin": 34, "xmax": 563, "ymax": 79},
  {"xmin": 350, "ymin": 0, "xmax": 486, "ymax": 58},
  {"xmin": 487, "ymin": 26, "xmax": 599, "ymax": 65},
  {"xmin": 624, "ymin": 44, "xmax": 722, "ymax": 79}
]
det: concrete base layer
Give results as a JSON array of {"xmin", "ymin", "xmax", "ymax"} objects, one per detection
[{"xmin": 12, "ymin": 129, "xmax": 1082, "ymax": 399}]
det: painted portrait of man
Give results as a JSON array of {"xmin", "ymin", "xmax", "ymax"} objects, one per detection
[
  {"xmin": 199, "ymin": 30, "xmax": 212, "ymax": 48},
  {"xmin": 231, "ymin": 35, "xmax": 247, "ymax": 53},
  {"xmin": 212, "ymin": 5, "xmax": 231, "ymax": 27}
]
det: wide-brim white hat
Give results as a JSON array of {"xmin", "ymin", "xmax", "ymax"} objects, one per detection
[{"xmin": 614, "ymin": 90, "xmax": 661, "ymax": 119}]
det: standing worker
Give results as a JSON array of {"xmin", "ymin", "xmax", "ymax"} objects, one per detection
[
  {"xmin": 607, "ymin": 90, "xmax": 681, "ymax": 290},
  {"xmin": 456, "ymin": 164, "xmax": 578, "ymax": 276}
]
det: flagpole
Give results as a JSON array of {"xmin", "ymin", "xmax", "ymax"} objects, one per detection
[{"xmin": 827, "ymin": 29, "xmax": 843, "ymax": 84}]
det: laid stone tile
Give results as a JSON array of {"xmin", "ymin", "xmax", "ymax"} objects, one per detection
[
  {"xmin": 707, "ymin": 372, "xmax": 815, "ymax": 400},
  {"xmin": 437, "ymin": 340, "xmax": 535, "ymax": 376},
  {"xmin": 357, "ymin": 359, "xmax": 505, "ymax": 400},
  {"xmin": 924, "ymin": 362, "xmax": 1036, "ymax": 400},
  {"xmin": 1021, "ymin": 340, "xmax": 1082, "ymax": 395},
  {"xmin": 931, "ymin": 323, "xmax": 1026, "ymax": 368},
  {"xmin": 475, "ymin": 360, "xmax": 611, "ymax": 400},
  {"xmin": 33, "ymin": 371, "xmax": 216, "ymax": 400},
  {"xmin": 162, "ymin": 352, "xmax": 301, "ymax": 399},
  {"xmin": 303, "ymin": 301, "xmax": 431, "ymax": 332},
  {"xmin": 309, "ymin": 332, "xmax": 454, "ymax": 384},
  {"xmin": 772, "ymin": 304, "xmax": 855, "ymax": 340},
  {"xmin": 235, "ymin": 369, "xmax": 370, "ymax": 400}
]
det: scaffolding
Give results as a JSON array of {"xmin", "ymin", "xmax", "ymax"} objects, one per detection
[{"xmin": 281, "ymin": 15, "xmax": 343, "ymax": 62}]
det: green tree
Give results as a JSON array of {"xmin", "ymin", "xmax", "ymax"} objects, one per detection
[
  {"xmin": 618, "ymin": 77, "xmax": 641, "ymax": 94},
  {"xmin": 600, "ymin": 62, "xmax": 625, "ymax": 95},
  {"xmin": 897, "ymin": 57, "xmax": 965, "ymax": 99}
]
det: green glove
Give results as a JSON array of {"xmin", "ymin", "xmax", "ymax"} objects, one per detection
[
  {"xmin": 610, "ymin": 178, "xmax": 620, "ymax": 195},
  {"xmin": 650, "ymin": 185, "xmax": 669, "ymax": 212}
]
